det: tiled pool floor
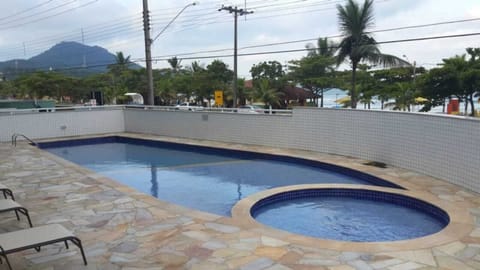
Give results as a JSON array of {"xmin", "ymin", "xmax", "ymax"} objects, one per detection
[{"xmin": 1, "ymin": 133, "xmax": 480, "ymax": 269}]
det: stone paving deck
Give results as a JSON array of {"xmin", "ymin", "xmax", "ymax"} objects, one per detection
[{"xmin": 1, "ymin": 133, "xmax": 480, "ymax": 269}]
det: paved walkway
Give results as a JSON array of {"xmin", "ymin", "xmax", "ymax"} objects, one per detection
[{"xmin": 1, "ymin": 133, "xmax": 480, "ymax": 269}]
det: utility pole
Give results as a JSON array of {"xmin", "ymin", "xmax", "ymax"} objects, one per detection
[
  {"xmin": 218, "ymin": 5, "xmax": 253, "ymax": 108},
  {"xmin": 142, "ymin": 0, "xmax": 154, "ymax": 105}
]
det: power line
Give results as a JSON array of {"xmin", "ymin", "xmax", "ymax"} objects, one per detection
[
  {"xmin": 0, "ymin": 0, "xmax": 347, "ymax": 58},
  {"xmin": 140, "ymin": 15, "xmax": 480, "ymax": 61},
  {"xmin": 0, "ymin": 18, "xmax": 144, "ymax": 60},
  {"xmin": 150, "ymin": 0, "xmax": 389, "ymax": 37},
  {"xmin": 13, "ymin": 30, "xmax": 477, "ymax": 76},
  {"xmin": 5, "ymin": 30, "xmax": 480, "ymax": 77},
  {"xmin": 370, "ymin": 17, "xmax": 480, "ymax": 34},
  {"xmin": 0, "ymin": 0, "xmax": 78, "ymax": 27},
  {"xmin": 0, "ymin": 0, "xmax": 55, "ymax": 22},
  {"xmin": 150, "ymin": 0, "xmax": 341, "ymax": 26},
  {"xmin": 1, "ymin": 1, "xmax": 479, "ymax": 66},
  {"xmin": 149, "ymin": 31, "xmax": 480, "ymax": 62},
  {"xmin": 0, "ymin": 0, "xmax": 99, "ymax": 31},
  {"xmin": 0, "ymin": 13, "xmax": 142, "ymax": 52}
]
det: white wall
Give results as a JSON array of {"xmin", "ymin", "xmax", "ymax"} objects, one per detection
[
  {"xmin": 2, "ymin": 107, "xmax": 478, "ymax": 193},
  {"xmin": 0, "ymin": 108, "xmax": 125, "ymax": 142},
  {"xmin": 125, "ymin": 108, "xmax": 480, "ymax": 193}
]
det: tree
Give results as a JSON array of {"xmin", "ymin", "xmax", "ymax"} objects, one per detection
[
  {"xmin": 289, "ymin": 55, "xmax": 336, "ymax": 107},
  {"xmin": 355, "ymin": 64, "xmax": 376, "ymax": 109},
  {"xmin": 253, "ymin": 79, "xmax": 283, "ymax": 109},
  {"xmin": 336, "ymin": 0, "xmax": 409, "ymax": 108},
  {"xmin": 372, "ymin": 67, "xmax": 425, "ymax": 110},
  {"xmin": 106, "ymin": 52, "xmax": 134, "ymax": 104},
  {"xmin": 108, "ymin": 52, "xmax": 131, "ymax": 74},
  {"xmin": 419, "ymin": 48, "xmax": 480, "ymax": 116},
  {"xmin": 385, "ymin": 82, "xmax": 415, "ymax": 111},
  {"xmin": 306, "ymin": 37, "xmax": 336, "ymax": 57},
  {"xmin": 250, "ymin": 61, "xmax": 288, "ymax": 107},
  {"xmin": 13, "ymin": 71, "xmax": 84, "ymax": 103},
  {"xmin": 250, "ymin": 61, "xmax": 285, "ymax": 89},
  {"xmin": 0, "ymin": 80, "xmax": 17, "ymax": 99},
  {"xmin": 417, "ymin": 67, "xmax": 455, "ymax": 112},
  {"xmin": 205, "ymin": 60, "xmax": 233, "ymax": 106},
  {"xmin": 167, "ymin": 56, "xmax": 182, "ymax": 74},
  {"xmin": 289, "ymin": 37, "xmax": 337, "ymax": 107}
]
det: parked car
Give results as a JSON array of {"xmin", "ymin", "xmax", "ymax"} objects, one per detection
[
  {"xmin": 175, "ymin": 102, "xmax": 204, "ymax": 111},
  {"xmin": 237, "ymin": 105, "xmax": 265, "ymax": 114}
]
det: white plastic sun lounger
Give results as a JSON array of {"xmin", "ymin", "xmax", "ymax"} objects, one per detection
[
  {"xmin": 0, "ymin": 200, "xmax": 32, "ymax": 227},
  {"xmin": 0, "ymin": 224, "xmax": 87, "ymax": 269},
  {"xmin": 0, "ymin": 184, "xmax": 14, "ymax": 200}
]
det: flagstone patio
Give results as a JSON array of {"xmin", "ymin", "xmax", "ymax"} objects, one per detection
[{"xmin": 1, "ymin": 133, "xmax": 480, "ymax": 270}]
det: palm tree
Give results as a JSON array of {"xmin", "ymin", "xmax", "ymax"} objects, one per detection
[
  {"xmin": 336, "ymin": 0, "xmax": 409, "ymax": 108},
  {"xmin": 114, "ymin": 52, "xmax": 130, "ymax": 66},
  {"xmin": 306, "ymin": 37, "xmax": 337, "ymax": 57},
  {"xmin": 253, "ymin": 79, "xmax": 283, "ymax": 109},
  {"xmin": 108, "ymin": 52, "xmax": 131, "ymax": 75},
  {"xmin": 107, "ymin": 52, "xmax": 132, "ymax": 104},
  {"xmin": 385, "ymin": 82, "xmax": 414, "ymax": 111},
  {"xmin": 168, "ymin": 56, "xmax": 182, "ymax": 74},
  {"xmin": 189, "ymin": 61, "xmax": 204, "ymax": 73}
]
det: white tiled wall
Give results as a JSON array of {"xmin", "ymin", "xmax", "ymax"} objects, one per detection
[
  {"xmin": 0, "ymin": 109, "xmax": 125, "ymax": 142},
  {"xmin": 2, "ymin": 107, "xmax": 479, "ymax": 193},
  {"xmin": 125, "ymin": 108, "xmax": 480, "ymax": 193}
]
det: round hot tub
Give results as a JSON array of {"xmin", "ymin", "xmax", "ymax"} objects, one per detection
[{"xmin": 250, "ymin": 188, "xmax": 449, "ymax": 242}]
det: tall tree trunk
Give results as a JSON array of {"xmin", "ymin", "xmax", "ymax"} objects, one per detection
[
  {"xmin": 464, "ymin": 96, "xmax": 468, "ymax": 115},
  {"xmin": 320, "ymin": 88, "xmax": 324, "ymax": 108},
  {"xmin": 351, "ymin": 62, "xmax": 357, "ymax": 109},
  {"xmin": 469, "ymin": 93, "xmax": 475, "ymax": 116}
]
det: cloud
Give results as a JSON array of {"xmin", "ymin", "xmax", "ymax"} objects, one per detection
[{"xmin": 0, "ymin": 0, "xmax": 478, "ymax": 78}]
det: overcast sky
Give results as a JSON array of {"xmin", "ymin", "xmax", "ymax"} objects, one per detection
[{"xmin": 0, "ymin": 0, "xmax": 479, "ymax": 78}]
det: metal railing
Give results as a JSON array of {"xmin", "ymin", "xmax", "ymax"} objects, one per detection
[
  {"xmin": 125, "ymin": 105, "xmax": 293, "ymax": 115},
  {"xmin": 1, "ymin": 104, "xmax": 479, "ymax": 119},
  {"xmin": 11, "ymin": 133, "xmax": 37, "ymax": 147},
  {"xmin": 0, "ymin": 105, "xmax": 293, "ymax": 116}
]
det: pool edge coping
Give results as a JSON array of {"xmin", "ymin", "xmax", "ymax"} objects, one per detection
[
  {"xmin": 231, "ymin": 184, "xmax": 473, "ymax": 253},
  {"xmin": 30, "ymin": 132, "xmax": 475, "ymax": 253}
]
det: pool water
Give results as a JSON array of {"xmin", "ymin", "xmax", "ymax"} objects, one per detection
[
  {"xmin": 41, "ymin": 137, "xmax": 397, "ymax": 216},
  {"xmin": 253, "ymin": 195, "xmax": 446, "ymax": 242}
]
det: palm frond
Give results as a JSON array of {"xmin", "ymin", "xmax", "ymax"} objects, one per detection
[
  {"xmin": 365, "ymin": 53, "xmax": 411, "ymax": 68},
  {"xmin": 336, "ymin": 37, "xmax": 353, "ymax": 66},
  {"xmin": 359, "ymin": 0, "xmax": 375, "ymax": 32}
]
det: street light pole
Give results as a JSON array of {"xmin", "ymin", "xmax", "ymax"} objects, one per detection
[
  {"xmin": 142, "ymin": 1, "xmax": 198, "ymax": 106},
  {"xmin": 151, "ymin": 2, "xmax": 198, "ymax": 44}
]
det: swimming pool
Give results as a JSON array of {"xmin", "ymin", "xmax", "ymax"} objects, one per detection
[
  {"xmin": 250, "ymin": 188, "xmax": 449, "ymax": 242},
  {"xmin": 39, "ymin": 136, "xmax": 400, "ymax": 216}
]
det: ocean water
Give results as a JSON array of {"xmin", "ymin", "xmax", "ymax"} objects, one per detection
[{"xmin": 320, "ymin": 89, "xmax": 480, "ymax": 114}]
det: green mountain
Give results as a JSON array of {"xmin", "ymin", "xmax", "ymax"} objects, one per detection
[{"xmin": 0, "ymin": 41, "xmax": 141, "ymax": 79}]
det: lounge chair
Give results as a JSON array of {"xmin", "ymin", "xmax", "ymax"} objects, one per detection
[
  {"xmin": 0, "ymin": 200, "xmax": 32, "ymax": 228},
  {"xmin": 0, "ymin": 224, "xmax": 87, "ymax": 269},
  {"xmin": 0, "ymin": 184, "xmax": 14, "ymax": 200}
]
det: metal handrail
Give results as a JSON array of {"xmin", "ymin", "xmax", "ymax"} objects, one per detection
[{"xmin": 11, "ymin": 133, "xmax": 37, "ymax": 147}]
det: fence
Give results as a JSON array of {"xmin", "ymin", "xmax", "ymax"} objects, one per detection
[{"xmin": 1, "ymin": 105, "xmax": 479, "ymax": 193}]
